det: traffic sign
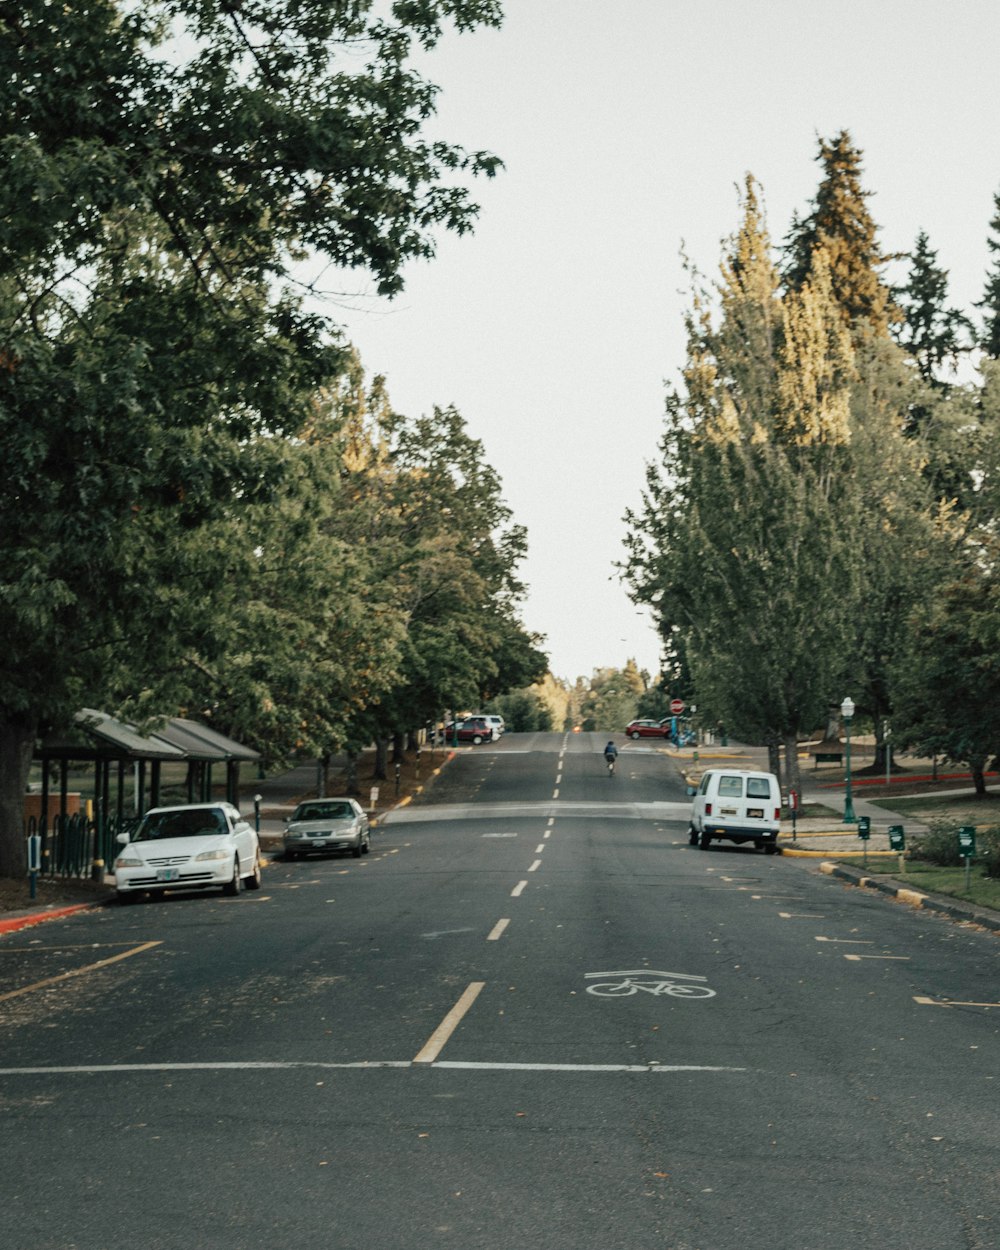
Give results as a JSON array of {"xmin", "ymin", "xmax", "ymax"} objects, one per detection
[
  {"xmin": 958, "ymin": 826, "xmax": 976, "ymax": 858},
  {"xmin": 888, "ymin": 825, "xmax": 905, "ymax": 852},
  {"xmin": 669, "ymin": 698, "xmax": 685, "ymax": 715}
]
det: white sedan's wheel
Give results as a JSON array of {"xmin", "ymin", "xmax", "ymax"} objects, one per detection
[
  {"xmin": 223, "ymin": 858, "xmax": 241, "ymax": 896},
  {"xmin": 245, "ymin": 851, "xmax": 262, "ymax": 889}
]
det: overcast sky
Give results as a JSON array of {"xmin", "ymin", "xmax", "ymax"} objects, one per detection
[{"xmin": 332, "ymin": 0, "xmax": 1000, "ymax": 683}]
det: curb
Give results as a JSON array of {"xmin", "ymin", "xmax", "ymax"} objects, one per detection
[
  {"xmin": 818, "ymin": 861, "xmax": 1000, "ymax": 934},
  {"xmin": 0, "ymin": 900, "xmax": 111, "ymax": 936}
]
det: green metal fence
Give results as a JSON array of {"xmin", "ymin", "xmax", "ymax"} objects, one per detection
[{"xmin": 26, "ymin": 812, "xmax": 139, "ymax": 882}]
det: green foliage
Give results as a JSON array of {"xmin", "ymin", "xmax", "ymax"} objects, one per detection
[
  {"xmin": 910, "ymin": 820, "xmax": 1000, "ymax": 877},
  {"xmin": 909, "ymin": 820, "xmax": 965, "ymax": 867},
  {"xmin": 893, "ymin": 230, "xmax": 973, "ymax": 387},
  {"xmin": 978, "ymin": 187, "xmax": 1000, "ymax": 358},
  {"xmin": 577, "ymin": 665, "xmax": 646, "ymax": 733},
  {"xmin": 487, "ymin": 690, "xmax": 552, "ymax": 733},
  {"xmin": 0, "ymin": 0, "xmax": 507, "ymax": 874},
  {"xmin": 783, "ymin": 130, "xmax": 896, "ymax": 333}
]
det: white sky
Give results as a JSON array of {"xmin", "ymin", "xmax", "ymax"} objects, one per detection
[{"xmin": 332, "ymin": 0, "xmax": 1000, "ymax": 683}]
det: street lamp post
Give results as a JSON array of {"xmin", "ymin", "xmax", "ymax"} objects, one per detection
[{"xmin": 841, "ymin": 696, "xmax": 856, "ymax": 824}]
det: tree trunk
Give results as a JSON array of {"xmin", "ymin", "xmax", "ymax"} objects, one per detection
[
  {"xmin": 0, "ymin": 712, "xmax": 36, "ymax": 878},
  {"xmin": 783, "ymin": 733, "xmax": 801, "ymax": 793},
  {"xmin": 374, "ymin": 737, "xmax": 388, "ymax": 781},
  {"xmin": 766, "ymin": 734, "xmax": 780, "ymax": 779},
  {"xmin": 344, "ymin": 750, "xmax": 359, "ymax": 796},
  {"xmin": 972, "ymin": 760, "xmax": 987, "ymax": 797}
]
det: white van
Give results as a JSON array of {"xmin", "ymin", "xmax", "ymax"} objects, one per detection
[
  {"xmin": 483, "ymin": 715, "xmax": 505, "ymax": 738},
  {"xmin": 688, "ymin": 768, "xmax": 782, "ymax": 854}
]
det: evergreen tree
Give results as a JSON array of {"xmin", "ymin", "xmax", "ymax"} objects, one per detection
[
  {"xmin": 784, "ymin": 131, "xmax": 896, "ymax": 334},
  {"xmin": 894, "ymin": 230, "xmax": 972, "ymax": 387},
  {"xmin": 977, "ymin": 188, "xmax": 1000, "ymax": 357}
]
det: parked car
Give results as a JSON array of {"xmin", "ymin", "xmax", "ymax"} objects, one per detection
[
  {"xmin": 482, "ymin": 715, "xmax": 505, "ymax": 738},
  {"xmin": 113, "ymin": 802, "xmax": 261, "ymax": 901},
  {"xmin": 688, "ymin": 768, "xmax": 782, "ymax": 853},
  {"xmin": 624, "ymin": 719, "xmax": 670, "ymax": 739},
  {"xmin": 443, "ymin": 717, "xmax": 494, "ymax": 744},
  {"xmin": 283, "ymin": 798, "xmax": 370, "ymax": 860}
]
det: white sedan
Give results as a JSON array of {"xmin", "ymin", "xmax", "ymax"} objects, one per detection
[
  {"xmin": 283, "ymin": 797, "xmax": 370, "ymax": 860},
  {"xmin": 113, "ymin": 802, "xmax": 261, "ymax": 902}
]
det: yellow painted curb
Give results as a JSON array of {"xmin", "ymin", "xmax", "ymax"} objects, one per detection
[
  {"xmin": 896, "ymin": 888, "xmax": 929, "ymax": 908},
  {"xmin": 782, "ymin": 846, "xmax": 899, "ymax": 859}
]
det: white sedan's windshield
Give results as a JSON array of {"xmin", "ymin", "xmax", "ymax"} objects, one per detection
[{"xmin": 134, "ymin": 809, "xmax": 228, "ymax": 841}]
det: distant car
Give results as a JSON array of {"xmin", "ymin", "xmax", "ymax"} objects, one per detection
[
  {"xmin": 482, "ymin": 715, "xmax": 505, "ymax": 738},
  {"xmin": 113, "ymin": 802, "xmax": 261, "ymax": 902},
  {"xmin": 625, "ymin": 719, "xmax": 670, "ymax": 739},
  {"xmin": 443, "ymin": 717, "xmax": 494, "ymax": 745},
  {"xmin": 283, "ymin": 798, "xmax": 370, "ymax": 860}
]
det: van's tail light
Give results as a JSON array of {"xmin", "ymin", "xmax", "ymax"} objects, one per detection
[
  {"xmin": 774, "ymin": 807, "xmax": 781, "ymax": 820},
  {"xmin": 705, "ymin": 803, "xmax": 712, "ymax": 816}
]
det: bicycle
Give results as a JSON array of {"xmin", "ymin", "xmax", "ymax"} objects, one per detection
[
  {"xmin": 584, "ymin": 970, "xmax": 716, "ymax": 999},
  {"xmin": 604, "ymin": 752, "xmax": 617, "ymax": 776}
]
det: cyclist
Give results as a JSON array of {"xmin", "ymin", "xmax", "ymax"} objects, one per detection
[{"xmin": 603, "ymin": 740, "xmax": 618, "ymax": 773}]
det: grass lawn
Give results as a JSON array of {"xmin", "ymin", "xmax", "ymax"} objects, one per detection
[
  {"xmin": 867, "ymin": 790, "xmax": 1000, "ymax": 828},
  {"xmin": 825, "ymin": 855, "xmax": 1000, "ymax": 912}
]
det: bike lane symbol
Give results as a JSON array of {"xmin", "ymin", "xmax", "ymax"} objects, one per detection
[{"xmin": 584, "ymin": 970, "xmax": 716, "ymax": 999}]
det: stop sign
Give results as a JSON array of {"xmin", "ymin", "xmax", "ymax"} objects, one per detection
[{"xmin": 669, "ymin": 698, "xmax": 685, "ymax": 715}]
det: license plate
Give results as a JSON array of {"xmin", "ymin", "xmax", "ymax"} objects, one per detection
[
  {"xmin": 156, "ymin": 867, "xmax": 179, "ymax": 882},
  {"xmin": 721, "ymin": 806, "xmax": 738, "ymax": 816},
  {"xmin": 312, "ymin": 840, "xmax": 326, "ymax": 847},
  {"xmin": 747, "ymin": 808, "xmax": 764, "ymax": 818}
]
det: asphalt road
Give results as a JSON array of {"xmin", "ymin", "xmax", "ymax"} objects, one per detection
[{"xmin": 1, "ymin": 732, "xmax": 998, "ymax": 1250}]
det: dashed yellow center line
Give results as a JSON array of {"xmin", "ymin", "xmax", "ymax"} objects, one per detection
[{"xmin": 0, "ymin": 941, "xmax": 162, "ymax": 1004}]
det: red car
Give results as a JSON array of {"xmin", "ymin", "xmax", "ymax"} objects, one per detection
[
  {"xmin": 443, "ymin": 718, "xmax": 494, "ymax": 745},
  {"xmin": 624, "ymin": 719, "xmax": 671, "ymax": 740}
]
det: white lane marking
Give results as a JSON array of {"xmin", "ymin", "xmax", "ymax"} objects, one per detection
[
  {"xmin": 535, "ymin": 843, "xmax": 545, "ymax": 853},
  {"xmin": 482, "ymin": 833, "xmax": 518, "ymax": 838},
  {"xmin": 552, "ymin": 788, "xmax": 560, "ymax": 799},
  {"xmin": 751, "ymin": 894, "xmax": 808, "ymax": 901},
  {"xmin": 413, "ymin": 982, "xmax": 486, "ymax": 1065},
  {"xmin": 547, "ymin": 818, "xmax": 555, "ymax": 829},
  {"xmin": 528, "ymin": 859, "xmax": 542, "ymax": 872},
  {"xmin": 421, "ymin": 928, "xmax": 476, "ymax": 940},
  {"xmin": 778, "ymin": 912, "xmax": 825, "ymax": 919},
  {"xmin": 487, "ymin": 918, "xmax": 510, "ymax": 941},
  {"xmin": 435, "ymin": 1062, "xmax": 747, "ymax": 1073},
  {"xmin": 0, "ymin": 1059, "xmax": 748, "ymax": 1077},
  {"xmin": 511, "ymin": 881, "xmax": 527, "ymax": 897},
  {"xmin": 543, "ymin": 830, "xmax": 551, "ymax": 839},
  {"xmin": 815, "ymin": 936, "xmax": 873, "ymax": 945},
  {"xmin": 556, "ymin": 774, "xmax": 562, "ymax": 785},
  {"xmin": 844, "ymin": 954, "xmax": 910, "ymax": 961},
  {"xmin": 914, "ymin": 996, "xmax": 1000, "ymax": 1009}
]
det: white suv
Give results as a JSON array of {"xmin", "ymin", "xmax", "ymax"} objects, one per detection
[{"xmin": 483, "ymin": 715, "xmax": 505, "ymax": 737}]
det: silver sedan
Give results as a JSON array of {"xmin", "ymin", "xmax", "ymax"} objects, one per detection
[{"xmin": 283, "ymin": 798, "xmax": 371, "ymax": 860}]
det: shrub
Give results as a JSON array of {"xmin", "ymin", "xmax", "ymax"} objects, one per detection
[
  {"xmin": 979, "ymin": 825, "xmax": 1000, "ymax": 878},
  {"xmin": 910, "ymin": 819, "xmax": 1000, "ymax": 877},
  {"xmin": 909, "ymin": 820, "xmax": 965, "ymax": 867}
]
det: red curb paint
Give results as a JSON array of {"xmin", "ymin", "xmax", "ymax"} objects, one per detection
[{"xmin": 0, "ymin": 902, "xmax": 103, "ymax": 936}]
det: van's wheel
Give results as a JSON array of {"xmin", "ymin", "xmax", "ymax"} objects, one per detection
[
  {"xmin": 764, "ymin": 842, "xmax": 778, "ymax": 855},
  {"xmin": 688, "ymin": 826, "xmax": 698, "ymax": 846},
  {"xmin": 699, "ymin": 831, "xmax": 711, "ymax": 850}
]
